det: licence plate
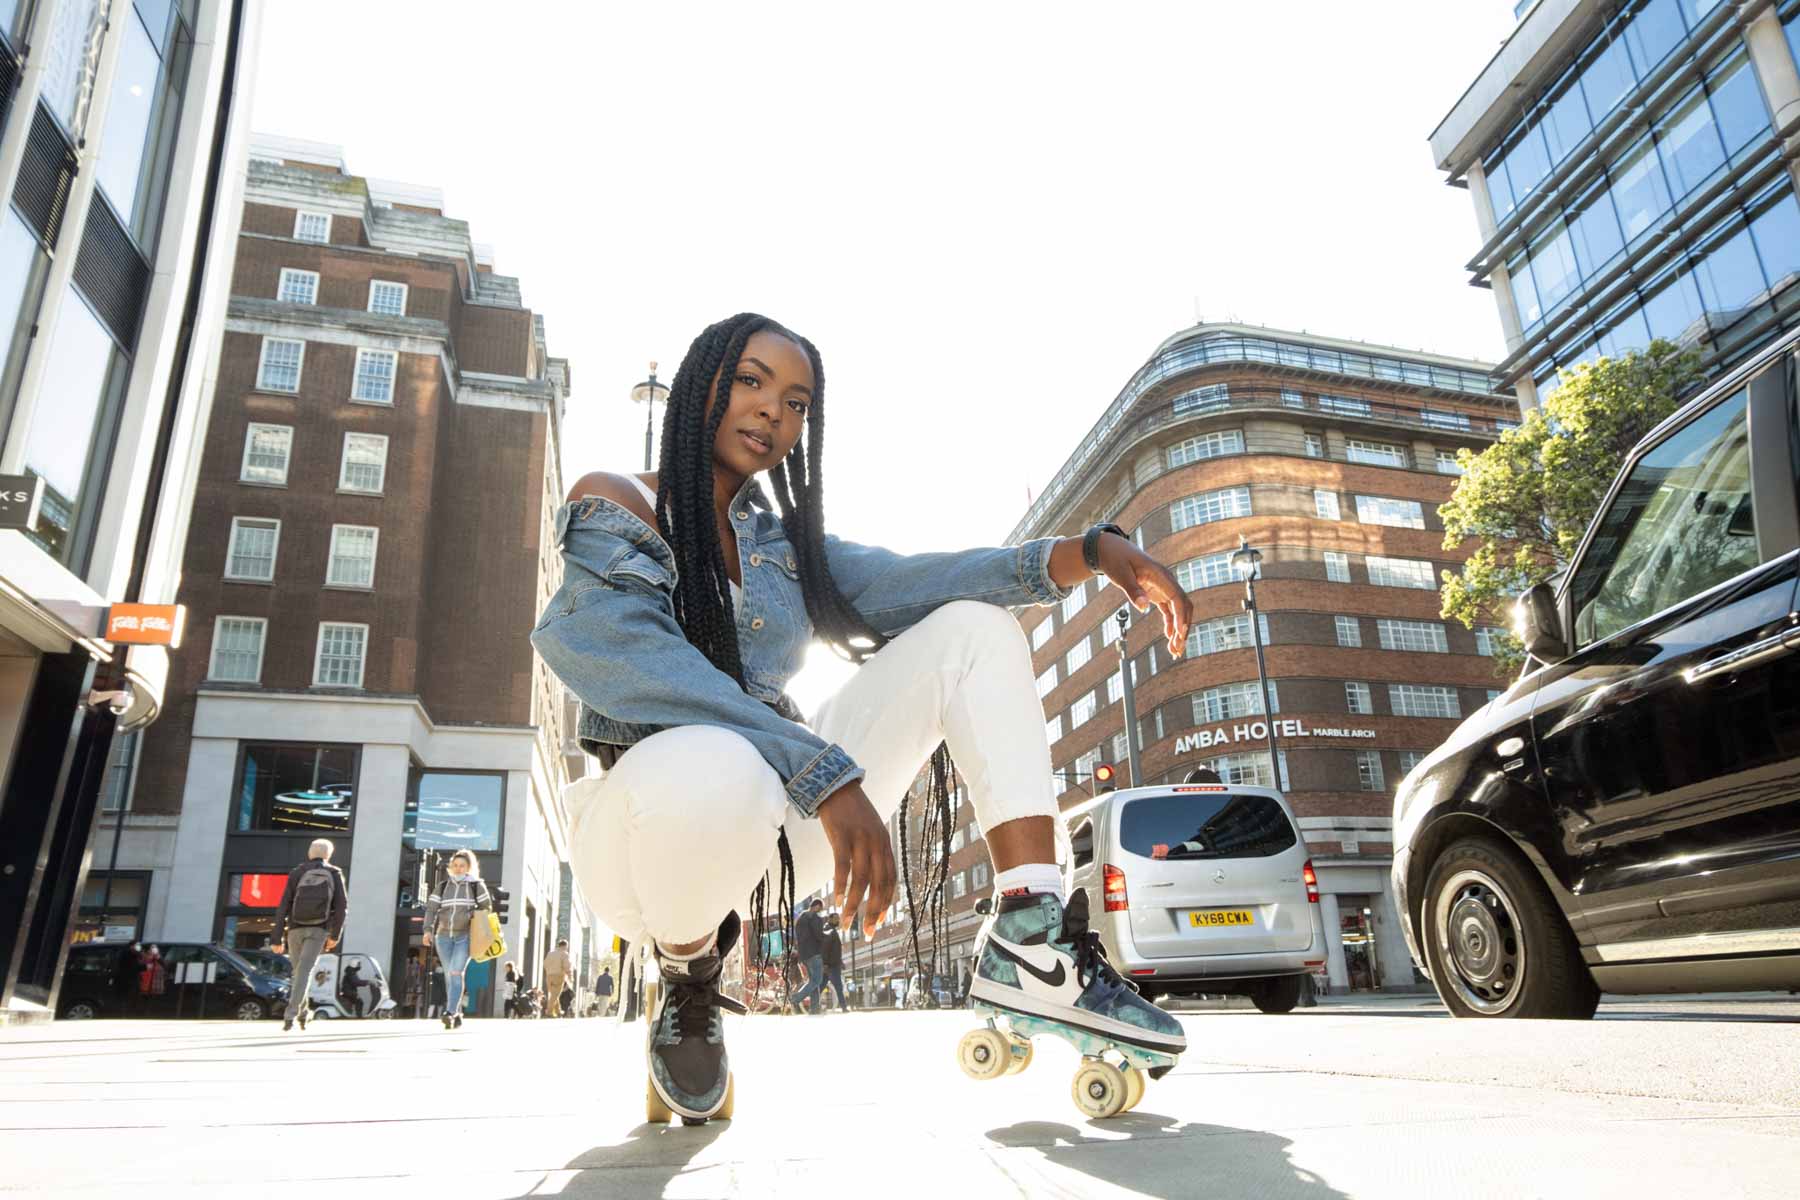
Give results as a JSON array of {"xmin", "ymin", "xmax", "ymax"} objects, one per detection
[{"xmin": 1189, "ymin": 909, "xmax": 1255, "ymax": 928}]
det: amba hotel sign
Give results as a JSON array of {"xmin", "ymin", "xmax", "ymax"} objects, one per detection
[{"xmin": 1174, "ymin": 718, "xmax": 1377, "ymax": 755}]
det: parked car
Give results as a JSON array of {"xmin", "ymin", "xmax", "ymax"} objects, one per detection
[
  {"xmin": 1061, "ymin": 782, "xmax": 1322, "ymax": 1013},
  {"xmin": 235, "ymin": 947, "xmax": 292, "ymax": 979},
  {"xmin": 1393, "ymin": 330, "xmax": 1800, "ymax": 1019},
  {"xmin": 60, "ymin": 942, "xmax": 288, "ymax": 1020}
]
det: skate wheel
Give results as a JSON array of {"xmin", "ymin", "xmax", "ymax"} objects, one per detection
[
  {"xmin": 1004, "ymin": 1035, "xmax": 1034, "ymax": 1075},
  {"xmin": 646, "ymin": 1078, "xmax": 673, "ymax": 1124},
  {"xmin": 1121, "ymin": 1065, "xmax": 1146, "ymax": 1112},
  {"xmin": 1071, "ymin": 1060, "xmax": 1128, "ymax": 1119},
  {"xmin": 957, "ymin": 1028, "xmax": 1010, "ymax": 1081},
  {"xmin": 716, "ymin": 1073, "xmax": 735, "ymax": 1120}
]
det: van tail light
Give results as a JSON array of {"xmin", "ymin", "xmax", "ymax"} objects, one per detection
[
  {"xmin": 1302, "ymin": 859, "xmax": 1319, "ymax": 904},
  {"xmin": 1103, "ymin": 863, "xmax": 1128, "ymax": 912}
]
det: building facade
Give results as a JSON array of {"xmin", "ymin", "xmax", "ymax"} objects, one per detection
[
  {"xmin": 93, "ymin": 136, "xmax": 597, "ymax": 1015},
  {"xmin": 1431, "ymin": 0, "xmax": 1800, "ymax": 407},
  {"xmin": 863, "ymin": 325, "xmax": 1516, "ymax": 996},
  {"xmin": 0, "ymin": 0, "xmax": 255, "ymax": 1021}
]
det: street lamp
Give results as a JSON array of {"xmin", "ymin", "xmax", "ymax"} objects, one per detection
[
  {"xmin": 1230, "ymin": 536, "xmax": 1282, "ymax": 790},
  {"xmin": 630, "ymin": 362, "xmax": 670, "ymax": 472},
  {"xmin": 1113, "ymin": 607, "xmax": 1143, "ymax": 787}
]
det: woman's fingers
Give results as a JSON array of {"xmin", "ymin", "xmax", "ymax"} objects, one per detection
[
  {"xmin": 841, "ymin": 842, "xmax": 870, "ymax": 935},
  {"xmin": 865, "ymin": 832, "xmax": 896, "ymax": 938}
]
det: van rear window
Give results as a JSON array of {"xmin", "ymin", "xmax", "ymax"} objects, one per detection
[{"xmin": 1118, "ymin": 793, "xmax": 1297, "ymax": 860}]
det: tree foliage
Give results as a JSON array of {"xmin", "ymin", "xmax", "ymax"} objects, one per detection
[{"xmin": 1438, "ymin": 341, "xmax": 1706, "ymax": 674}]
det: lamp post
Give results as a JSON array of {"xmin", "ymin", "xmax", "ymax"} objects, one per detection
[
  {"xmin": 1113, "ymin": 607, "xmax": 1143, "ymax": 786},
  {"xmin": 1230, "ymin": 536, "xmax": 1281, "ymax": 789},
  {"xmin": 630, "ymin": 362, "xmax": 670, "ymax": 473}
]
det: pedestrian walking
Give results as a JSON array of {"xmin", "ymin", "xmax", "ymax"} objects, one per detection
[
  {"xmin": 422, "ymin": 849, "xmax": 492, "ymax": 1029},
  {"xmin": 819, "ymin": 918, "xmax": 848, "ymax": 1012},
  {"xmin": 596, "ymin": 966, "xmax": 614, "ymax": 1017},
  {"xmin": 501, "ymin": 961, "xmax": 521, "ymax": 1017},
  {"xmin": 271, "ymin": 839, "xmax": 348, "ymax": 1032},
  {"xmin": 790, "ymin": 899, "xmax": 827, "ymax": 1014},
  {"xmin": 537, "ymin": 313, "xmax": 1194, "ymax": 1122},
  {"xmin": 544, "ymin": 939, "xmax": 573, "ymax": 1018}
]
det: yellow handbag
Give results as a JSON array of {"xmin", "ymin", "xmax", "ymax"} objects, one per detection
[{"xmin": 470, "ymin": 909, "xmax": 506, "ymax": 963}]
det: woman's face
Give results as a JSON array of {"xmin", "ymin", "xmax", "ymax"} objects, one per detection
[
  {"xmin": 448, "ymin": 857, "xmax": 468, "ymax": 877},
  {"xmin": 709, "ymin": 330, "xmax": 815, "ymax": 479}
]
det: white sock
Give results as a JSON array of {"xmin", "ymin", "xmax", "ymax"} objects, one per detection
[{"xmin": 993, "ymin": 863, "xmax": 1065, "ymax": 901}]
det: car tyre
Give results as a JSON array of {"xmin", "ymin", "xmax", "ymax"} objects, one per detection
[
  {"xmin": 234, "ymin": 999, "xmax": 268, "ymax": 1021},
  {"xmin": 1251, "ymin": 975, "xmax": 1303, "ymax": 1014},
  {"xmin": 1422, "ymin": 836, "xmax": 1598, "ymax": 1020},
  {"xmin": 61, "ymin": 1000, "xmax": 101, "ymax": 1020}
]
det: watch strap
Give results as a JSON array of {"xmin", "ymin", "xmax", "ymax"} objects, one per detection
[{"xmin": 1082, "ymin": 523, "xmax": 1127, "ymax": 573}]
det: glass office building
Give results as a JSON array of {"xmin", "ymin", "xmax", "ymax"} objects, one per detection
[{"xmin": 1431, "ymin": 0, "xmax": 1800, "ymax": 406}]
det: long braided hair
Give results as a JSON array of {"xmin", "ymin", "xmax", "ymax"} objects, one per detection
[{"xmin": 653, "ymin": 313, "xmax": 955, "ymax": 1004}]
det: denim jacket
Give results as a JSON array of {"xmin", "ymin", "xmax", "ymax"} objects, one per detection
[{"xmin": 530, "ymin": 479, "xmax": 1071, "ymax": 819}]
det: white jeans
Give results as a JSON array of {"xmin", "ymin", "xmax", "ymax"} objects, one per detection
[{"xmin": 567, "ymin": 600, "xmax": 1060, "ymax": 948}]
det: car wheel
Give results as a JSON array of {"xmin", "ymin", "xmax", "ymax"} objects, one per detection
[
  {"xmin": 1251, "ymin": 975, "xmax": 1303, "ymax": 1014},
  {"xmin": 1422, "ymin": 836, "xmax": 1598, "ymax": 1019},
  {"xmin": 61, "ymin": 1000, "xmax": 100, "ymax": 1020},
  {"xmin": 233, "ymin": 999, "xmax": 268, "ymax": 1021},
  {"xmin": 374, "ymin": 1007, "xmax": 393, "ymax": 1020}
]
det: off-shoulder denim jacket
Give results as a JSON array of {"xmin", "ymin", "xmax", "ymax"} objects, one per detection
[{"xmin": 530, "ymin": 479, "xmax": 1071, "ymax": 819}]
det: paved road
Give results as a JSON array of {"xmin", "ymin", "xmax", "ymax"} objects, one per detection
[{"xmin": 3, "ymin": 995, "xmax": 1797, "ymax": 1199}]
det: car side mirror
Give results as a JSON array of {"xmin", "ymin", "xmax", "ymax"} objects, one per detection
[{"xmin": 1514, "ymin": 583, "xmax": 1566, "ymax": 664}]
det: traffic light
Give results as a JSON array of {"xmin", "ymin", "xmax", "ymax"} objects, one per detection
[
  {"xmin": 492, "ymin": 886, "xmax": 511, "ymax": 922},
  {"xmin": 1094, "ymin": 762, "xmax": 1117, "ymax": 792}
]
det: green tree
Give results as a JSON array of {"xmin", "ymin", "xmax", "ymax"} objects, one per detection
[{"xmin": 1439, "ymin": 340, "xmax": 1705, "ymax": 675}]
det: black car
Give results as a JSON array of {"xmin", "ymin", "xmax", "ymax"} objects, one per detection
[
  {"xmin": 1393, "ymin": 329, "xmax": 1800, "ymax": 1019},
  {"xmin": 60, "ymin": 942, "xmax": 290, "ymax": 1021}
]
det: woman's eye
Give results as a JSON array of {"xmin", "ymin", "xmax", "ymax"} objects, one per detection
[
  {"xmin": 736, "ymin": 374, "xmax": 759, "ymax": 388},
  {"xmin": 787, "ymin": 399, "xmax": 808, "ymax": 415}
]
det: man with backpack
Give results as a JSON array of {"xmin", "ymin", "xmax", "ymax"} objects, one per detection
[{"xmin": 272, "ymin": 838, "xmax": 348, "ymax": 1031}]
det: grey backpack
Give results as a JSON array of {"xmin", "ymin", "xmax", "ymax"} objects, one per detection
[{"xmin": 289, "ymin": 865, "xmax": 336, "ymax": 927}]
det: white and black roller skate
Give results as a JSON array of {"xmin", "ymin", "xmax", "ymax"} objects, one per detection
[
  {"xmin": 962, "ymin": 888, "xmax": 1187, "ymax": 1118},
  {"xmin": 645, "ymin": 911, "xmax": 746, "ymax": 1125}
]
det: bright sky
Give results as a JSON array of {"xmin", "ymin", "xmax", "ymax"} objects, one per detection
[{"xmin": 251, "ymin": 2, "xmax": 1519, "ymax": 713}]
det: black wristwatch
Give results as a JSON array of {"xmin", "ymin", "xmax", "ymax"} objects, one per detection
[{"xmin": 1082, "ymin": 523, "xmax": 1127, "ymax": 573}]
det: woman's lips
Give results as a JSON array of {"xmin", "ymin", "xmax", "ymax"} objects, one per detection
[{"xmin": 738, "ymin": 430, "xmax": 773, "ymax": 455}]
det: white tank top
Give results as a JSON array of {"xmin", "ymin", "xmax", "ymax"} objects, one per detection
[{"xmin": 628, "ymin": 475, "xmax": 741, "ymax": 605}]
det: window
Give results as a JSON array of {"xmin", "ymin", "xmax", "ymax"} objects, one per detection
[
  {"xmin": 1436, "ymin": 449, "xmax": 1465, "ymax": 476},
  {"xmin": 1185, "ymin": 612, "xmax": 1270, "ymax": 656},
  {"xmin": 1061, "ymin": 579, "xmax": 1087, "ymax": 622},
  {"xmin": 1324, "ymin": 551, "xmax": 1350, "ymax": 582},
  {"xmin": 1170, "ymin": 486, "xmax": 1251, "ymax": 532},
  {"xmin": 1345, "ymin": 681, "xmax": 1373, "ymax": 714},
  {"xmin": 972, "ymin": 863, "xmax": 990, "ymax": 890},
  {"xmin": 240, "ymin": 424, "xmax": 292, "ymax": 485},
  {"xmin": 1389, "ymin": 684, "xmax": 1461, "ymax": 718},
  {"xmin": 352, "ymin": 348, "xmax": 397, "ymax": 404},
  {"xmin": 1357, "ymin": 750, "xmax": 1386, "ymax": 792},
  {"xmin": 326, "ymin": 525, "xmax": 378, "ymax": 588},
  {"xmin": 74, "ymin": 870, "xmax": 150, "ymax": 944},
  {"xmin": 1335, "ymin": 616, "xmax": 1363, "ymax": 647},
  {"xmin": 1570, "ymin": 391, "xmax": 1760, "ymax": 648},
  {"xmin": 1378, "ymin": 619, "xmax": 1449, "ymax": 653},
  {"xmin": 1365, "ymin": 556, "xmax": 1436, "ymax": 590},
  {"xmin": 1119, "ymin": 790, "xmax": 1298, "ymax": 860},
  {"xmin": 1319, "ymin": 394, "xmax": 1372, "ymax": 417},
  {"xmin": 1112, "ymin": 732, "xmax": 1129, "ymax": 763},
  {"xmin": 1196, "ymin": 750, "xmax": 1290, "ymax": 791},
  {"xmin": 1346, "ymin": 439, "xmax": 1408, "ymax": 468},
  {"xmin": 1045, "ymin": 714, "xmax": 1062, "ymax": 744},
  {"xmin": 1175, "ymin": 552, "xmax": 1235, "ymax": 591},
  {"xmin": 1304, "ymin": 433, "xmax": 1324, "ymax": 458},
  {"xmin": 1475, "ymin": 626, "xmax": 1506, "ymax": 657},
  {"xmin": 1486, "ymin": 689, "xmax": 1504, "ymax": 703},
  {"xmin": 294, "ymin": 210, "xmax": 332, "ymax": 243},
  {"xmin": 1106, "ymin": 673, "xmax": 1123, "ymax": 705},
  {"xmin": 1031, "ymin": 619, "xmax": 1052, "ymax": 651},
  {"xmin": 368, "ymin": 280, "xmax": 408, "ymax": 317},
  {"xmin": 1066, "ymin": 637, "xmax": 1092, "ymax": 674},
  {"xmin": 314, "ymin": 623, "xmax": 369, "ymax": 687},
  {"xmin": 1035, "ymin": 664, "xmax": 1058, "ymax": 699},
  {"xmin": 277, "ymin": 269, "xmax": 318, "ymax": 305},
  {"xmin": 1070, "ymin": 693, "xmax": 1097, "ymax": 728},
  {"xmin": 209, "ymin": 616, "xmax": 267, "ymax": 682},
  {"xmin": 1171, "ymin": 383, "xmax": 1230, "ymax": 414},
  {"xmin": 257, "ymin": 337, "xmax": 304, "ymax": 392},
  {"xmin": 1100, "ymin": 615, "xmax": 1120, "ymax": 646},
  {"xmin": 1355, "ymin": 496, "xmax": 1425, "ymax": 529},
  {"xmin": 225, "ymin": 518, "xmax": 280, "ymax": 581},
  {"xmin": 339, "ymin": 433, "xmax": 388, "ymax": 493},
  {"xmin": 1281, "ymin": 387, "xmax": 1305, "ymax": 408},
  {"xmin": 1193, "ymin": 680, "xmax": 1276, "ymax": 723},
  {"xmin": 233, "ymin": 742, "xmax": 358, "ymax": 833},
  {"xmin": 101, "ymin": 731, "xmax": 139, "ymax": 812},
  {"xmin": 1422, "ymin": 409, "xmax": 1471, "ymax": 431},
  {"xmin": 1398, "ymin": 750, "xmax": 1426, "ymax": 776},
  {"xmin": 407, "ymin": 771, "xmax": 505, "ymax": 853},
  {"xmin": 1167, "ymin": 430, "xmax": 1244, "ymax": 467},
  {"xmin": 951, "ymin": 872, "xmax": 967, "ymax": 899},
  {"xmin": 1314, "ymin": 489, "xmax": 1341, "ymax": 520}
]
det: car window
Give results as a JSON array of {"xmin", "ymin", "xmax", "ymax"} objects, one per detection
[
  {"xmin": 1570, "ymin": 390, "xmax": 1761, "ymax": 648},
  {"xmin": 1070, "ymin": 820, "xmax": 1095, "ymax": 870},
  {"xmin": 64, "ymin": 948, "xmax": 114, "ymax": 976},
  {"xmin": 1118, "ymin": 792, "xmax": 1297, "ymax": 860}
]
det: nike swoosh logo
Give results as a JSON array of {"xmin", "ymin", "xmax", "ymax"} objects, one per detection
[
  {"xmin": 990, "ymin": 940, "xmax": 1066, "ymax": 988},
  {"xmin": 986, "ymin": 935, "xmax": 1088, "ymax": 1005}
]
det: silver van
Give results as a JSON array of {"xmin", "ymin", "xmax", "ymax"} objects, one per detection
[{"xmin": 1065, "ymin": 782, "xmax": 1323, "ymax": 1012}]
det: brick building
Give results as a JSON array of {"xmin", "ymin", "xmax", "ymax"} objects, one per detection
[
  {"xmin": 862, "ymin": 324, "xmax": 1514, "ymax": 998},
  {"xmin": 94, "ymin": 136, "xmax": 597, "ymax": 1013}
]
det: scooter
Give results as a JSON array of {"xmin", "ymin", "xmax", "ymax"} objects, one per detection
[{"xmin": 305, "ymin": 951, "xmax": 397, "ymax": 1019}]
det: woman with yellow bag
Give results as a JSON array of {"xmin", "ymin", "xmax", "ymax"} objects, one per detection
[{"xmin": 423, "ymin": 850, "xmax": 494, "ymax": 1029}]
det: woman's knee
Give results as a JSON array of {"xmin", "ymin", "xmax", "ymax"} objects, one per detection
[{"xmin": 929, "ymin": 599, "xmax": 1027, "ymax": 651}]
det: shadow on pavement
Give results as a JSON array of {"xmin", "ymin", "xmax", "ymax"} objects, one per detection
[
  {"xmin": 514, "ymin": 1119, "xmax": 726, "ymax": 1197},
  {"xmin": 984, "ymin": 1112, "xmax": 1348, "ymax": 1200}
]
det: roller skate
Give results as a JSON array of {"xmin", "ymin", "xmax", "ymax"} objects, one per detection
[
  {"xmin": 644, "ymin": 911, "xmax": 747, "ymax": 1126},
  {"xmin": 961, "ymin": 888, "xmax": 1186, "ymax": 1119}
]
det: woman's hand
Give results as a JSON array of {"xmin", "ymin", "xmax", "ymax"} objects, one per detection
[
  {"xmin": 817, "ymin": 782, "xmax": 895, "ymax": 939},
  {"xmin": 1095, "ymin": 535, "xmax": 1194, "ymax": 657},
  {"xmin": 422, "ymin": 933, "xmax": 432, "ymax": 947}
]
